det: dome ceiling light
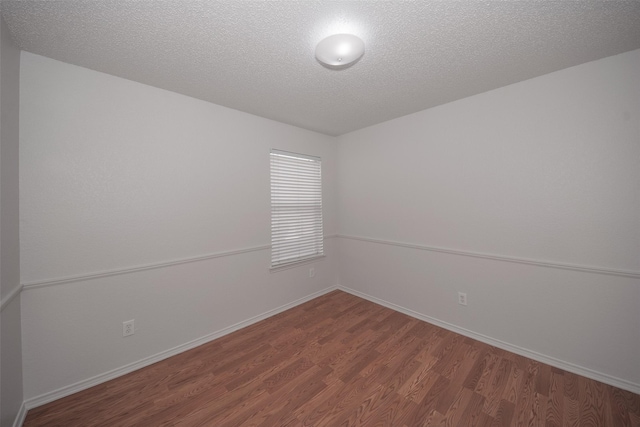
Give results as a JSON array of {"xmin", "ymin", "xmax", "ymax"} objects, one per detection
[{"xmin": 315, "ymin": 34, "xmax": 365, "ymax": 69}]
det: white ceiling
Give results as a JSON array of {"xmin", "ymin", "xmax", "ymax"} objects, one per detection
[{"xmin": 2, "ymin": 1, "xmax": 640, "ymax": 136}]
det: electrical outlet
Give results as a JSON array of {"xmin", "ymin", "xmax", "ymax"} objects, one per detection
[
  {"xmin": 458, "ymin": 292, "xmax": 467, "ymax": 306},
  {"xmin": 123, "ymin": 319, "xmax": 135, "ymax": 337},
  {"xmin": 309, "ymin": 267, "xmax": 315, "ymax": 278}
]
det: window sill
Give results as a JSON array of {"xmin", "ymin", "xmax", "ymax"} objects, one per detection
[{"xmin": 269, "ymin": 255, "xmax": 326, "ymax": 273}]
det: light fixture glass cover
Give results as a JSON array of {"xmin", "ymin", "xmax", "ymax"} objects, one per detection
[{"xmin": 315, "ymin": 34, "xmax": 365, "ymax": 67}]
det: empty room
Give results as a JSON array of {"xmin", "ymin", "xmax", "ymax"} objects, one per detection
[{"xmin": 1, "ymin": 1, "xmax": 639, "ymax": 426}]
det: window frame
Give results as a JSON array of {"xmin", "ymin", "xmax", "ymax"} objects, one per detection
[{"xmin": 270, "ymin": 149, "xmax": 324, "ymax": 269}]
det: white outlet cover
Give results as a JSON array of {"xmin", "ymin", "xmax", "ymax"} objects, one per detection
[
  {"xmin": 123, "ymin": 320, "xmax": 135, "ymax": 336},
  {"xmin": 458, "ymin": 292, "xmax": 468, "ymax": 306}
]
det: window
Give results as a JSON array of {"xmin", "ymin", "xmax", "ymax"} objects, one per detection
[{"xmin": 270, "ymin": 149, "xmax": 324, "ymax": 268}]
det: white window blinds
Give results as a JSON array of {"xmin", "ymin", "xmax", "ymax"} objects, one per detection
[{"xmin": 270, "ymin": 150, "xmax": 324, "ymax": 268}]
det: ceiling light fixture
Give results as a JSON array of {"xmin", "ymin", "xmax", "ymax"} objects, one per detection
[{"xmin": 315, "ymin": 34, "xmax": 365, "ymax": 68}]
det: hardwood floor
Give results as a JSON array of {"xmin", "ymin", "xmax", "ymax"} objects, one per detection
[{"xmin": 24, "ymin": 290, "xmax": 640, "ymax": 426}]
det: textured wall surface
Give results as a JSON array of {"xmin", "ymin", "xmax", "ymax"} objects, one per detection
[
  {"xmin": 337, "ymin": 49, "xmax": 640, "ymax": 390},
  {"xmin": 20, "ymin": 53, "xmax": 338, "ymax": 284},
  {"xmin": 14, "ymin": 42, "xmax": 640, "ymax": 407},
  {"xmin": 20, "ymin": 53, "xmax": 338, "ymax": 401},
  {"xmin": 339, "ymin": 49, "xmax": 640, "ymax": 272},
  {"xmin": 0, "ymin": 13, "xmax": 23, "ymax": 427},
  {"xmin": 3, "ymin": 1, "xmax": 640, "ymax": 136},
  {"xmin": 1, "ymin": 294, "xmax": 23, "ymax": 427},
  {"xmin": 0, "ymin": 15, "xmax": 20, "ymax": 301}
]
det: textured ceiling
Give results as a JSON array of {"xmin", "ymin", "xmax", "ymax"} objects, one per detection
[{"xmin": 2, "ymin": 1, "xmax": 640, "ymax": 136}]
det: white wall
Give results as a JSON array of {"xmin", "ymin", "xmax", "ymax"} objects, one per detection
[
  {"xmin": 0, "ymin": 13, "xmax": 24, "ymax": 427},
  {"xmin": 337, "ymin": 49, "xmax": 640, "ymax": 392},
  {"xmin": 15, "ymin": 44, "xmax": 640, "ymax": 407},
  {"xmin": 19, "ymin": 52, "xmax": 338, "ymax": 402}
]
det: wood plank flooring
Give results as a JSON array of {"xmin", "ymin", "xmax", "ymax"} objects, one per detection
[{"xmin": 24, "ymin": 290, "xmax": 640, "ymax": 426}]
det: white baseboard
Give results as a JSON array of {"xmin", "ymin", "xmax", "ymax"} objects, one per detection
[
  {"xmin": 12, "ymin": 401, "xmax": 27, "ymax": 427},
  {"xmin": 337, "ymin": 285, "xmax": 640, "ymax": 395},
  {"xmin": 23, "ymin": 285, "xmax": 338, "ymax": 411}
]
